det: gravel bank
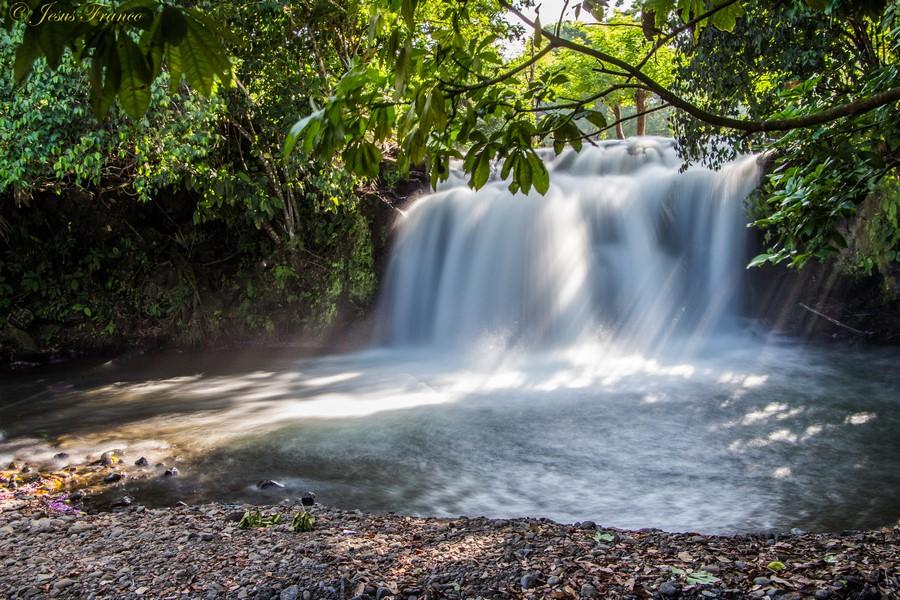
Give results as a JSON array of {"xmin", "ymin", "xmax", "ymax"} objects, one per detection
[{"xmin": 0, "ymin": 493, "xmax": 897, "ymax": 600}]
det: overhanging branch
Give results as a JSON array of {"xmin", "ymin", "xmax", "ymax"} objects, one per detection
[{"xmin": 499, "ymin": 0, "xmax": 900, "ymax": 134}]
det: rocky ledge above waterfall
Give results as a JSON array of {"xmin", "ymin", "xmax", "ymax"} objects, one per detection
[{"xmin": 1, "ymin": 492, "xmax": 897, "ymax": 599}]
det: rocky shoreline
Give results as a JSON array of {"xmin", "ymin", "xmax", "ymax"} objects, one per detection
[{"xmin": 1, "ymin": 486, "xmax": 898, "ymax": 600}]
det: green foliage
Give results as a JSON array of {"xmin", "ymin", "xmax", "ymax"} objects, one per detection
[
  {"xmin": 237, "ymin": 510, "xmax": 282, "ymax": 529},
  {"xmin": 1, "ymin": 1, "xmax": 383, "ymax": 361},
  {"xmin": 285, "ymin": 0, "xmax": 567, "ymax": 194},
  {"xmin": 671, "ymin": 1, "xmax": 900, "ymax": 269},
  {"xmin": 533, "ymin": 15, "xmax": 676, "ymax": 138},
  {"xmin": 854, "ymin": 176, "xmax": 900, "ymax": 291},
  {"xmin": 668, "ymin": 566, "xmax": 721, "ymax": 585},
  {"xmin": 0, "ymin": 27, "xmax": 224, "ymax": 204},
  {"xmin": 288, "ymin": 510, "xmax": 316, "ymax": 532},
  {"xmin": 3, "ymin": 0, "xmax": 232, "ymax": 120},
  {"xmin": 279, "ymin": 0, "xmax": 900, "ymax": 276}
]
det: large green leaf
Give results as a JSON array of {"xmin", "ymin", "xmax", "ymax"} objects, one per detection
[
  {"xmin": 179, "ymin": 16, "xmax": 231, "ymax": 96},
  {"xmin": 528, "ymin": 152, "xmax": 550, "ymax": 194},
  {"xmin": 166, "ymin": 43, "xmax": 184, "ymax": 94},
  {"xmin": 89, "ymin": 32, "xmax": 121, "ymax": 119},
  {"xmin": 140, "ymin": 13, "xmax": 165, "ymax": 78},
  {"xmin": 469, "ymin": 150, "xmax": 492, "ymax": 189},
  {"xmin": 284, "ymin": 109, "xmax": 325, "ymax": 159},
  {"xmin": 117, "ymin": 34, "xmax": 152, "ymax": 118},
  {"xmin": 709, "ymin": 2, "xmax": 745, "ymax": 32}
]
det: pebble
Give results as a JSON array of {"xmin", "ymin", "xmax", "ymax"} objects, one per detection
[
  {"xmin": 0, "ymin": 492, "xmax": 894, "ymax": 600},
  {"xmin": 30, "ymin": 518, "xmax": 57, "ymax": 533},
  {"xmin": 659, "ymin": 581, "xmax": 680, "ymax": 597},
  {"xmin": 53, "ymin": 578, "xmax": 75, "ymax": 590},
  {"xmin": 753, "ymin": 577, "xmax": 771, "ymax": 586},
  {"xmin": 69, "ymin": 522, "xmax": 91, "ymax": 534},
  {"xmin": 520, "ymin": 572, "xmax": 540, "ymax": 589}
]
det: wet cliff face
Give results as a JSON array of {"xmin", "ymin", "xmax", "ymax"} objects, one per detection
[{"xmin": 745, "ymin": 258, "xmax": 900, "ymax": 344}]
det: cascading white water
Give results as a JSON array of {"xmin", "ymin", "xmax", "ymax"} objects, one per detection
[{"xmin": 376, "ymin": 137, "xmax": 763, "ymax": 353}]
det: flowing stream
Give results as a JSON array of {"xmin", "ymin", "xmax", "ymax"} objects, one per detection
[{"xmin": 2, "ymin": 138, "xmax": 899, "ymax": 533}]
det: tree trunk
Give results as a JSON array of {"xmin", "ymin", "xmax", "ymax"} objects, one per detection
[
  {"xmin": 635, "ymin": 90, "xmax": 647, "ymax": 136},
  {"xmin": 612, "ymin": 104, "xmax": 625, "ymax": 139}
]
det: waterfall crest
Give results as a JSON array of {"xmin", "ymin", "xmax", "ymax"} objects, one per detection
[{"xmin": 376, "ymin": 137, "xmax": 762, "ymax": 353}]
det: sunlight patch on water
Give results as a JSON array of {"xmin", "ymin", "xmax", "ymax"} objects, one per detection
[
  {"xmin": 773, "ymin": 466, "xmax": 792, "ymax": 479},
  {"xmin": 845, "ymin": 412, "xmax": 877, "ymax": 425}
]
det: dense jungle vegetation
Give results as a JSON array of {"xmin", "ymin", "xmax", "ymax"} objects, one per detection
[
  {"xmin": 1, "ymin": 1, "xmax": 385, "ymax": 362},
  {"xmin": 2, "ymin": 0, "xmax": 900, "ymax": 362}
]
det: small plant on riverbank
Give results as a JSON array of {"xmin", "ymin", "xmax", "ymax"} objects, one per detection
[
  {"xmin": 593, "ymin": 531, "xmax": 616, "ymax": 543},
  {"xmin": 669, "ymin": 566, "xmax": 721, "ymax": 585},
  {"xmin": 288, "ymin": 510, "xmax": 315, "ymax": 533},
  {"xmin": 237, "ymin": 510, "xmax": 282, "ymax": 530}
]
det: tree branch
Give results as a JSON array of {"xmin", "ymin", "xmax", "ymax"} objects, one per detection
[
  {"xmin": 634, "ymin": 0, "xmax": 742, "ymax": 71},
  {"xmin": 499, "ymin": 0, "xmax": 900, "ymax": 134},
  {"xmin": 442, "ymin": 44, "xmax": 554, "ymax": 95},
  {"xmin": 522, "ymin": 83, "xmax": 648, "ymax": 112},
  {"xmin": 557, "ymin": 102, "xmax": 671, "ymax": 144}
]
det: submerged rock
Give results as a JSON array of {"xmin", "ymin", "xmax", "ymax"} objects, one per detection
[
  {"xmin": 99, "ymin": 450, "xmax": 122, "ymax": 466},
  {"xmin": 134, "ymin": 457, "xmax": 149, "ymax": 467},
  {"xmin": 104, "ymin": 472, "xmax": 125, "ymax": 484},
  {"xmin": 257, "ymin": 480, "xmax": 285, "ymax": 490}
]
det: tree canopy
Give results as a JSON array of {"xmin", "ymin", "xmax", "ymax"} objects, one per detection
[{"xmin": 3, "ymin": 0, "xmax": 900, "ymax": 269}]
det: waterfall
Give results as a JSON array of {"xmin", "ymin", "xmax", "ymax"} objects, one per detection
[{"xmin": 376, "ymin": 137, "xmax": 763, "ymax": 354}]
